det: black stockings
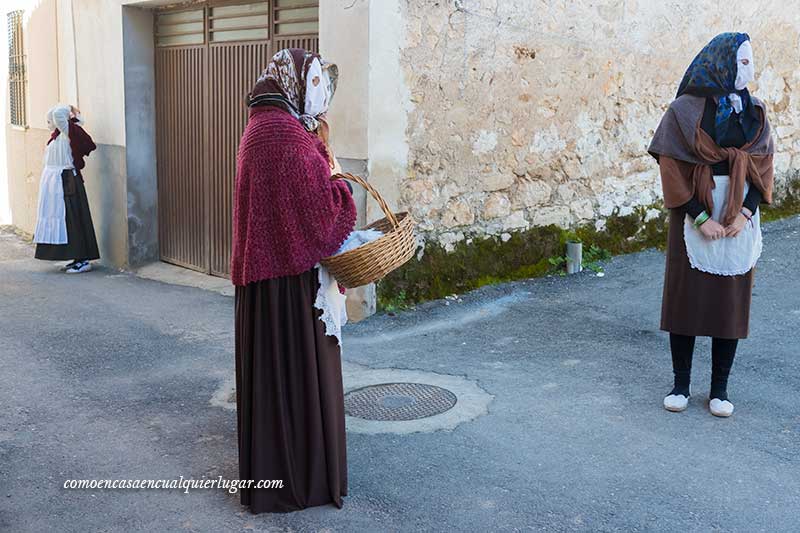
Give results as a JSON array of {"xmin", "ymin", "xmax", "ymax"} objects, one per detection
[{"xmin": 669, "ymin": 333, "xmax": 738, "ymax": 400}]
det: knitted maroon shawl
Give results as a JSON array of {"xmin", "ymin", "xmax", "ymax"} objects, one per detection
[{"xmin": 231, "ymin": 106, "xmax": 356, "ymax": 286}]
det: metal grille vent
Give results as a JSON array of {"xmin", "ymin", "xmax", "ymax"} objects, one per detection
[
  {"xmin": 7, "ymin": 10, "xmax": 26, "ymax": 127},
  {"xmin": 344, "ymin": 383, "xmax": 458, "ymax": 421},
  {"xmin": 155, "ymin": 1, "xmax": 319, "ymax": 48}
]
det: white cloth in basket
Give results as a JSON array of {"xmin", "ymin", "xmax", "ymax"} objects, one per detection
[
  {"xmin": 336, "ymin": 229, "xmax": 383, "ymax": 254},
  {"xmin": 683, "ymin": 175, "xmax": 762, "ymax": 276}
]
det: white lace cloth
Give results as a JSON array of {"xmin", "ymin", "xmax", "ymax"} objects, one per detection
[
  {"xmin": 312, "ymin": 229, "xmax": 384, "ymax": 346},
  {"xmin": 683, "ymin": 175, "xmax": 762, "ymax": 276},
  {"xmin": 314, "ymin": 265, "xmax": 348, "ymax": 346}
]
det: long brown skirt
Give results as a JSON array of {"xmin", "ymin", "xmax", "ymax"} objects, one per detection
[
  {"xmin": 661, "ymin": 209, "xmax": 754, "ymax": 339},
  {"xmin": 234, "ymin": 269, "xmax": 347, "ymax": 514}
]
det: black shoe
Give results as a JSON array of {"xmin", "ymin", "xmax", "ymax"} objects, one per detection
[{"xmin": 60, "ymin": 260, "xmax": 78, "ymax": 272}]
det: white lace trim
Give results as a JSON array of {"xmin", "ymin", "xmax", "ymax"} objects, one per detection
[
  {"xmin": 311, "ymin": 230, "xmax": 383, "ymax": 347},
  {"xmin": 685, "ymin": 230, "xmax": 762, "ymax": 276},
  {"xmin": 683, "ymin": 175, "xmax": 763, "ymax": 277},
  {"xmin": 313, "ymin": 265, "xmax": 347, "ymax": 347}
]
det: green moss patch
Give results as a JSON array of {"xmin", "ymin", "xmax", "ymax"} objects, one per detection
[
  {"xmin": 378, "ymin": 177, "xmax": 800, "ymax": 310},
  {"xmin": 377, "ymin": 204, "xmax": 669, "ymax": 309},
  {"xmin": 762, "ymin": 176, "xmax": 800, "ymax": 222}
]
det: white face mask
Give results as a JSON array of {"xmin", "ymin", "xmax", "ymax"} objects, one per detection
[
  {"xmin": 734, "ymin": 40, "xmax": 754, "ymax": 91},
  {"xmin": 304, "ymin": 58, "xmax": 331, "ymax": 117}
]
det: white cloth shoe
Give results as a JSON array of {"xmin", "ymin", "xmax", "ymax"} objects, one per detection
[
  {"xmin": 709, "ymin": 398, "xmax": 734, "ymax": 417},
  {"xmin": 663, "ymin": 393, "xmax": 690, "ymax": 412},
  {"xmin": 66, "ymin": 261, "xmax": 92, "ymax": 274}
]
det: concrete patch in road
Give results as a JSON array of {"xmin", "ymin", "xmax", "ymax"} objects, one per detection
[
  {"xmin": 209, "ymin": 360, "xmax": 494, "ymax": 435},
  {"xmin": 210, "ymin": 377, "xmax": 236, "ymax": 411},
  {"xmin": 341, "ymin": 360, "xmax": 493, "ymax": 435}
]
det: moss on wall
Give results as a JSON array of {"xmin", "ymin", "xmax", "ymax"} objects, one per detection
[
  {"xmin": 377, "ymin": 178, "xmax": 800, "ymax": 310},
  {"xmin": 377, "ymin": 204, "xmax": 669, "ymax": 309},
  {"xmin": 762, "ymin": 176, "xmax": 800, "ymax": 222}
]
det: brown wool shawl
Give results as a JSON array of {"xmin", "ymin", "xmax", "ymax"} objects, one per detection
[{"xmin": 648, "ymin": 94, "xmax": 775, "ymax": 225}]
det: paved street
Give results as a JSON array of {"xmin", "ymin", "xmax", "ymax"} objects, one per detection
[{"xmin": 1, "ymin": 217, "xmax": 799, "ymax": 533}]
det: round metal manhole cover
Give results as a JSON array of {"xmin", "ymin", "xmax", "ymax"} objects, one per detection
[{"xmin": 344, "ymin": 382, "xmax": 458, "ymax": 421}]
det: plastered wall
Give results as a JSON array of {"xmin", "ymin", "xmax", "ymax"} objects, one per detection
[{"xmin": 5, "ymin": 0, "xmax": 130, "ymax": 266}]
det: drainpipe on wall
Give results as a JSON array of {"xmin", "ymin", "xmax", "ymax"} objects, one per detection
[{"xmin": 69, "ymin": 0, "xmax": 79, "ymax": 109}]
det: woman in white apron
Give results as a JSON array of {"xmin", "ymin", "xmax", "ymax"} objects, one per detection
[
  {"xmin": 33, "ymin": 105, "xmax": 99, "ymax": 272},
  {"xmin": 648, "ymin": 33, "xmax": 775, "ymax": 417}
]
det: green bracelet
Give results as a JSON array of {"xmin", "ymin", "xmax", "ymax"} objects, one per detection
[{"xmin": 693, "ymin": 211, "xmax": 710, "ymax": 228}]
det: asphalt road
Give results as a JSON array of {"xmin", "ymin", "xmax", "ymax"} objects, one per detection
[{"xmin": 1, "ymin": 216, "xmax": 799, "ymax": 532}]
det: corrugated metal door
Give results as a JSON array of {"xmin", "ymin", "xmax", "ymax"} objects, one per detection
[
  {"xmin": 155, "ymin": 1, "xmax": 319, "ymax": 276},
  {"xmin": 207, "ymin": 42, "xmax": 271, "ymax": 276}
]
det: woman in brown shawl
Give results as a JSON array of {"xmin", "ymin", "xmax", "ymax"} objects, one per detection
[
  {"xmin": 648, "ymin": 33, "xmax": 774, "ymax": 418},
  {"xmin": 231, "ymin": 49, "xmax": 356, "ymax": 513}
]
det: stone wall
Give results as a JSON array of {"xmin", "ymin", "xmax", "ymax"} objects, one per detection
[{"xmin": 397, "ymin": 0, "xmax": 800, "ymax": 251}]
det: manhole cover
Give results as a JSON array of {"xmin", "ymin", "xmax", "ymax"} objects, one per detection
[{"xmin": 344, "ymin": 382, "xmax": 458, "ymax": 421}]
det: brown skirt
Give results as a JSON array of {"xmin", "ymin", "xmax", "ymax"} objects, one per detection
[
  {"xmin": 661, "ymin": 209, "xmax": 754, "ymax": 339},
  {"xmin": 234, "ymin": 269, "xmax": 347, "ymax": 514}
]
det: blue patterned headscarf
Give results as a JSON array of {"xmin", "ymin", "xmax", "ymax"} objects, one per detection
[{"xmin": 676, "ymin": 32, "xmax": 759, "ymax": 144}]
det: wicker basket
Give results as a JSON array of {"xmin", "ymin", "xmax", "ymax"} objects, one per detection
[{"xmin": 321, "ymin": 173, "xmax": 417, "ymax": 288}]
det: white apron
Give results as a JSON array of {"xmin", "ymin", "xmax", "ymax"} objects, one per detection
[
  {"xmin": 34, "ymin": 112, "xmax": 75, "ymax": 245},
  {"xmin": 683, "ymin": 175, "xmax": 762, "ymax": 276},
  {"xmin": 33, "ymin": 166, "xmax": 71, "ymax": 244}
]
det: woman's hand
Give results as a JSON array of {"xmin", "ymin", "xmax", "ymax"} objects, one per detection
[
  {"xmin": 699, "ymin": 218, "xmax": 726, "ymax": 240},
  {"xmin": 725, "ymin": 209, "xmax": 751, "ymax": 238},
  {"xmin": 69, "ymin": 105, "xmax": 81, "ymax": 118}
]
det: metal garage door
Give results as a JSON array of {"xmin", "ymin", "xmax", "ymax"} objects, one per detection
[{"xmin": 155, "ymin": 1, "xmax": 319, "ymax": 276}]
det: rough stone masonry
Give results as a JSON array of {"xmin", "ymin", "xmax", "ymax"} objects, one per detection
[{"xmin": 397, "ymin": 0, "xmax": 800, "ymax": 251}]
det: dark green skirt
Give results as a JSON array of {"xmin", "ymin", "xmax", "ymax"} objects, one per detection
[{"xmin": 34, "ymin": 169, "xmax": 100, "ymax": 262}]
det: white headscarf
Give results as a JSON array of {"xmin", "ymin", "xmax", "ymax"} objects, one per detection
[
  {"xmin": 44, "ymin": 104, "xmax": 74, "ymax": 169},
  {"xmin": 730, "ymin": 41, "xmax": 755, "ymax": 113}
]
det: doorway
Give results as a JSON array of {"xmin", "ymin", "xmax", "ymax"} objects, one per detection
[{"xmin": 154, "ymin": 0, "xmax": 319, "ymax": 276}]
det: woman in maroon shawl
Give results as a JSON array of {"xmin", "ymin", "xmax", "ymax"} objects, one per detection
[{"xmin": 231, "ymin": 49, "xmax": 356, "ymax": 513}]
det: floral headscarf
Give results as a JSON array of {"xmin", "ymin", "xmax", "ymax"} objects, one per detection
[
  {"xmin": 248, "ymin": 48, "xmax": 338, "ymax": 133},
  {"xmin": 676, "ymin": 32, "xmax": 760, "ymax": 144}
]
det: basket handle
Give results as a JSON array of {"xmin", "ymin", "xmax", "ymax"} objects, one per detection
[{"xmin": 332, "ymin": 172, "xmax": 399, "ymax": 229}]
